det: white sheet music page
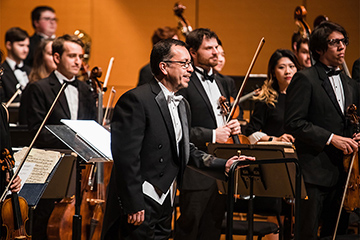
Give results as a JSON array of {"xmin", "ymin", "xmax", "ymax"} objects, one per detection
[{"xmin": 60, "ymin": 119, "xmax": 113, "ymax": 160}]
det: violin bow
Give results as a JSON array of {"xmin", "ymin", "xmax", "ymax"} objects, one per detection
[
  {"xmin": 226, "ymin": 37, "xmax": 265, "ymax": 123},
  {"xmin": 0, "ymin": 82, "xmax": 68, "ymax": 202}
]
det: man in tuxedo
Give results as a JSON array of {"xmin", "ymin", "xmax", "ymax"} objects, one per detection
[
  {"xmin": 24, "ymin": 6, "xmax": 57, "ymax": 67},
  {"xmin": 26, "ymin": 34, "xmax": 96, "ymax": 239},
  {"xmin": 1, "ymin": 27, "xmax": 30, "ymax": 103},
  {"xmin": 26, "ymin": 34, "xmax": 96, "ymax": 148},
  {"xmin": 101, "ymin": 39, "xmax": 251, "ymax": 240},
  {"xmin": 285, "ymin": 21, "xmax": 360, "ymax": 239},
  {"xmin": 175, "ymin": 29, "xmax": 241, "ymax": 240}
]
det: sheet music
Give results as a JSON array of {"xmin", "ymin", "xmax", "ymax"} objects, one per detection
[
  {"xmin": 14, "ymin": 148, "xmax": 62, "ymax": 184},
  {"xmin": 61, "ymin": 119, "xmax": 112, "ymax": 160}
]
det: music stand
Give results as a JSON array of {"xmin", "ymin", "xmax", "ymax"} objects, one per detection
[
  {"xmin": 46, "ymin": 124, "xmax": 111, "ymax": 240},
  {"xmin": 207, "ymin": 143, "xmax": 305, "ymax": 240}
]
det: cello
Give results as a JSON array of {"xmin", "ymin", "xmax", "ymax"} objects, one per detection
[
  {"xmin": 0, "ymin": 148, "xmax": 31, "ymax": 240},
  {"xmin": 173, "ymin": 2, "xmax": 192, "ymax": 37}
]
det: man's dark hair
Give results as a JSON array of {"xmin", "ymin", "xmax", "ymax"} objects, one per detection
[
  {"xmin": 310, "ymin": 21, "xmax": 348, "ymax": 62},
  {"xmin": 31, "ymin": 6, "xmax": 56, "ymax": 29},
  {"xmin": 150, "ymin": 39, "xmax": 186, "ymax": 76},
  {"xmin": 52, "ymin": 34, "xmax": 84, "ymax": 57},
  {"xmin": 294, "ymin": 37, "xmax": 309, "ymax": 53},
  {"xmin": 5, "ymin": 27, "xmax": 29, "ymax": 43},
  {"xmin": 152, "ymin": 27, "xmax": 178, "ymax": 46},
  {"xmin": 185, "ymin": 28, "xmax": 219, "ymax": 51}
]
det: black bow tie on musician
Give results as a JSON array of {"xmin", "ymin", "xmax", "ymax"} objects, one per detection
[
  {"xmin": 194, "ymin": 67, "xmax": 215, "ymax": 82},
  {"xmin": 63, "ymin": 79, "xmax": 78, "ymax": 88}
]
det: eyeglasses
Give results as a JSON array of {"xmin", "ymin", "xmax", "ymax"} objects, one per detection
[
  {"xmin": 327, "ymin": 38, "xmax": 349, "ymax": 47},
  {"xmin": 163, "ymin": 60, "xmax": 192, "ymax": 69},
  {"xmin": 40, "ymin": 17, "xmax": 58, "ymax": 22}
]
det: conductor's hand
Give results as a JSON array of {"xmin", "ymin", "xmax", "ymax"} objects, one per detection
[
  {"xmin": 275, "ymin": 134, "xmax": 295, "ymax": 143},
  {"xmin": 225, "ymin": 155, "xmax": 256, "ymax": 173},
  {"xmin": 331, "ymin": 134, "xmax": 358, "ymax": 155},
  {"xmin": 128, "ymin": 210, "xmax": 145, "ymax": 225},
  {"xmin": 227, "ymin": 119, "xmax": 241, "ymax": 135},
  {"xmin": 7, "ymin": 175, "xmax": 21, "ymax": 193}
]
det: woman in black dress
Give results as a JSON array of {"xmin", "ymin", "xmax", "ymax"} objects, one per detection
[{"xmin": 245, "ymin": 49, "xmax": 300, "ymax": 144}]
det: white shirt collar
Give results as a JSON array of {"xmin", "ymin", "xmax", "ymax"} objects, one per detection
[
  {"xmin": 5, "ymin": 57, "xmax": 24, "ymax": 71},
  {"xmin": 54, "ymin": 70, "xmax": 75, "ymax": 83}
]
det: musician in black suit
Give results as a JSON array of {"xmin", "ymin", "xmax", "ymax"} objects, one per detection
[
  {"xmin": 175, "ymin": 29, "xmax": 241, "ymax": 240},
  {"xmin": 285, "ymin": 21, "xmax": 360, "ymax": 239},
  {"xmin": 26, "ymin": 34, "xmax": 96, "ymax": 148},
  {"xmin": 1, "ymin": 27, "xmax": 30, "ymax": 103},
  {"xmin": 101, "ymin": 39, "xmax": 251, "ymax": 240},
  {"xmin": 352, "ymin": 58, "xmax": 360, "ymax": 82},
  {"xmin": 24, "ymin": 6, "xmax": 57, "ymax": 68}
]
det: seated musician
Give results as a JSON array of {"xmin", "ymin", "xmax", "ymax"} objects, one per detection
[
  {"xmin": 244, "ymin": 49, "xmax": 299, "ymax": 144},
  {"xmin": 0, "ymin": 50, "xmax": 22, "ymax": 236},
  {"xmin": 24, "ymin": 34, "xmax": 96, "ymax": 239},
  {"xmin": 1, "ymin": 27, "xmax": 30, "ymax": 103},
  {"xmin": 26, "ymin": 34, "xmax": 96, "ymax": 149}
]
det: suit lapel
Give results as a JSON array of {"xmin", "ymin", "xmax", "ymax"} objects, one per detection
[
  {"xmin": 318, "ymin": 64, "xmax": 345, "ymax": 118},
  {"xmin": 152, "ymin": 80, "xmax": 178, "ymax": 159},
  {"xmin": 340, "ymin": 73, "xmax": 352, "ymax": 112},
  {"xmin": 178, "ymin": 100, "xmax": 189, "ymax": 165},
  {"xmin": 190, "ymin": 73, "xmax": 217, "ymax": 123},
  {"xmin": 77, "ymin": 79, "xmax": 87, "ymax": 119},
  {"xmin": 49, "ymin": 73, "xmax": 71, "ymax": 119}
]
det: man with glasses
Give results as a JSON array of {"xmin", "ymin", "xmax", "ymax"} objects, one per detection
[
  {"xmin": 101, "ymin": 39, "xmax": 251, "ymax": 240},
  {"xmin": 25, "ymin": 6, "xmax": 57, "ymax": 67},
  {"xmin": 285, "ymin": 21, "xmax": 360, "ymax": 239},
  {"xmin": 175, "ymin": 28, "xmax": 241, "ymax": 240}
]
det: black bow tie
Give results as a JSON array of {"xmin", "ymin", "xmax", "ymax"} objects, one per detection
[
  {"xmin": 64, "ymin": 80, "xmax": 78, "ymax": 88},
  {"xmin": 326, "ymin": 68, "xmax": 343, "ymax": 76},
  {"xmin": 14, "ymin": 65, "xmax": 25, "ymax": 72},
  {"xmin": 195, "ymin": 68, "xmax": 215, "ymax": 82}
]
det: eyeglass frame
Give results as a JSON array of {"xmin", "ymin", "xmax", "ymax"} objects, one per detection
[
  {"xmin": 40, "ymin": 17, "xmax": 58, "ymax": 22},
  {"xmin": 327, "ymin": 37, "xmax": 349, "ymax": 47},
  {"xmin": 163, "ymin": 60, "xmax": 192, "ymax": 69}
]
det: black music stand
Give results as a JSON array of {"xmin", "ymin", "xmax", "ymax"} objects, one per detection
[
  {"xmin": 207, "ymin": 143, "xmax": 305, "ymax": 240},
  {"xmin": 46, "ymin": 124, "xmax": 111, "ymax": 240}
]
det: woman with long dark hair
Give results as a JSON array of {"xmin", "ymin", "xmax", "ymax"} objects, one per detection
[{"xmin": 245, "ymin": 49, "xmax": 300, "ymax": 144}]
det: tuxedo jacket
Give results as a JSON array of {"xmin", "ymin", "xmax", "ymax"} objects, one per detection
[
  {"xmin": 24, "ymin": 33, "xmax": 42, "ymax": 67},
  {"xmin": 352, "ymin": 58, "xmax": 360, "ymax": 82},
  {"xmin": 26, "ymin": 72, "xmax": 96, "ymax": 148},
  {"xmin": 0, "ymin": 61, "xmax": 31, "ymax": 102},
  {"xmin": 102, "ymin": 78, "xmax": 227, "ymax": 236},
  {"xmin": 177, "ymin": 72, "xmax": 235, "ymax": 190},
  {"xmin": 285, "ymin": 62, "xmax": 360, "ymax": 187}
]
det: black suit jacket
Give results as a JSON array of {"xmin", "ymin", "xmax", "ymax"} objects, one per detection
[
  {"xmin": 24, "ymin": 33, "xmax": 43, "ymax": 68},
  {"xmin": 137, "ymin": 63, "xmax": 153, "ymax": 86},
  {"xmin": 101, "ymin": 78, "xmax": 227, "ymax": 237},
  {"xmin": 285, "ymin": 62, "xmax": 359, "ymax": 187},
  {"xmin": 177, "ymin": 72, "xmax": 234, "ymax": 190},
  {"xmin": 0, "ymin": 61, "xmax": 31, "ymax": 102},
  {"xmin": 352, "ymin": 58, "xmax": 360, "ymax": 82},
  {"xmin": 26, "ymin": 72, "xmax": 96, "ymax": 148}
]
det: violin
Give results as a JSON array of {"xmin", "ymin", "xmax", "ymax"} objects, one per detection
[
  {"xmin": 332, "ymin": 104, "xmax": 360, "ymax": 240},
  {"xmin": 0, "ymin": 148, "xmax": 31, "ymax": 240},
  {"xmin": 173, "ymin": 2, "xmax": 192, "ymax": 37},
  {"xmin": 219, "ymin": 38, "xmax": 265, "ymax": 144}
]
